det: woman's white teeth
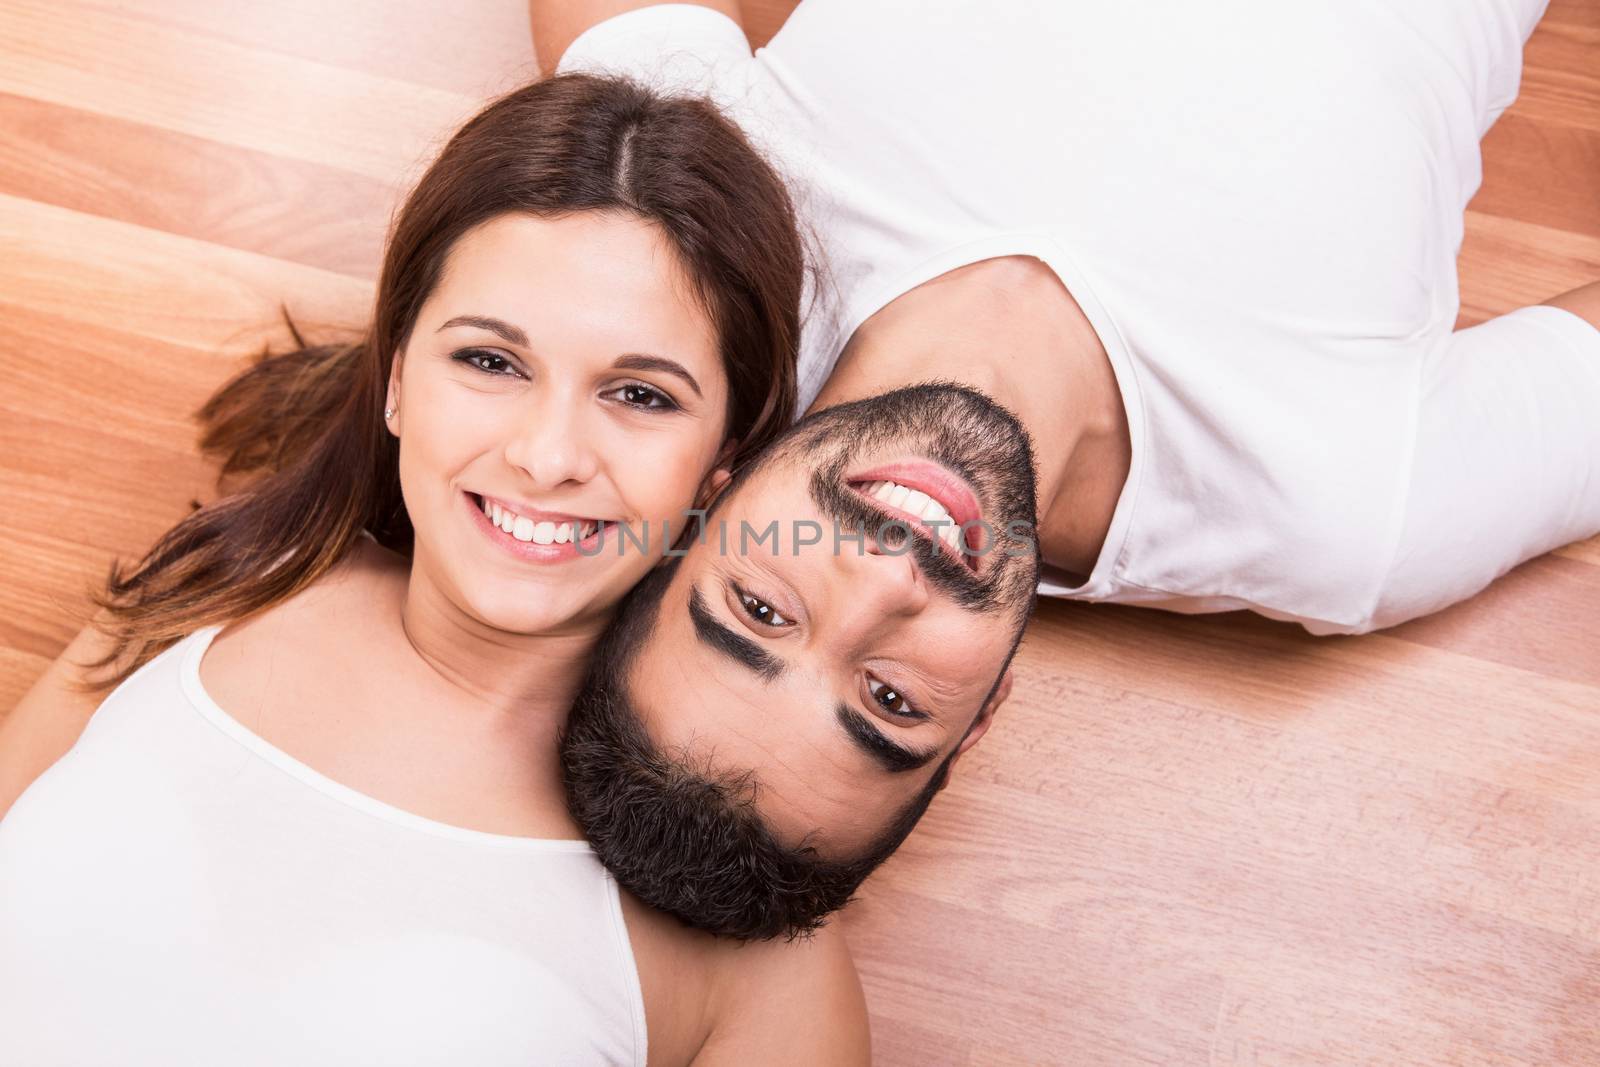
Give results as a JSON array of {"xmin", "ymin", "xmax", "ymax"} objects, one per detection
[
  {"xmin": 863, "ymin": 480, "xmax": 963, "ymax": 549},
  {"xmin": 479, "ymin": 497, "xmax": 596, "ymax": 545}
]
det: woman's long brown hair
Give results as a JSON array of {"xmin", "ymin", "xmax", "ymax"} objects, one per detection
[{"xmin": 77, "ymin": 73, "xmax": 803, "ymax": 692}]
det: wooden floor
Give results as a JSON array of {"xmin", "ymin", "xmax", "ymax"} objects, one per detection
[{"xmin": 1, "ymin": 2, "xmax": 1597, "ymax": 1063}]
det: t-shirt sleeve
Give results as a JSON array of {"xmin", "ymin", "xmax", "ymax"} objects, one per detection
[
  {"xmin": 1359, "ymin": 303, "xmax": 1600, "ymax": 634},
  {"xmin": 555, "ymin": 3, "xmax": 754, "ymax": 102}
]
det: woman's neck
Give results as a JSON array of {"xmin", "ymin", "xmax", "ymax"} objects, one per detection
[{"xmin": 364, "ymin": 537, "xmax": 607, "ymax": 737}]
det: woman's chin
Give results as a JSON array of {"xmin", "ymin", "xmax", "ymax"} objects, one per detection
[
  {"xmin": 461, "ymin": 571, "xmax": 633, "ymax": 636},
  {"xmin": 465, "ymin": 595, "xmax": 586, "ymax": 636},
  {"xmin": 413, "ymin": 530, "xmax": 649, "ymax": 634}
]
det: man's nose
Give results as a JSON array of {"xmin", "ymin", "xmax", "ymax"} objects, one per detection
[
  {"xmin": 503, "ymin": 385, "xmax": 601, "ymax": 490},
  {"xmin": 837, "ymin": 529, "xmax": 932, "ymax": 619}
]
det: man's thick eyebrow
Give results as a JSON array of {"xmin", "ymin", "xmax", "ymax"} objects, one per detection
[
  {"xmin": 835, "ymin": 704, "xmax": 940, "ymax": 774},
  {"xmin": 689, "ymin": 586, "xmax": 785, "ymax": 681},
  {"xmin": 437, "ymin": 314, "xmax": 528, "ymax": 348}
]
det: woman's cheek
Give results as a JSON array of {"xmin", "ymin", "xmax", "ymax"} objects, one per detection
[{"xmin": 652, "ymin": 436, "xmax": 720, "ymax": 512}]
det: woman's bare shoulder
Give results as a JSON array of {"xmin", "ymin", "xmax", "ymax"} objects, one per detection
[
  {"xmin": 618, "ymin": 891, "xmax": 722, "ymax": 1067},
  {"xmin": 0, "ymin": 610, "xmax": 132, "ymax": 820},
  {"xmin": 0, "ymin": 536, "xmax": 401, "ymax": 819},
  {"xmin": 697, "ymin": 919, "xmax": 869, "ymax": 1065},
  {"xmin": 621, "ymin": 890, "xmax": 869, "ymax": 1067}
]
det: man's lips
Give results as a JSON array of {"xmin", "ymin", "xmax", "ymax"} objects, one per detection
[{"xmin": 846, "ymin": 458, "xmax": 986, "ymax": 573}]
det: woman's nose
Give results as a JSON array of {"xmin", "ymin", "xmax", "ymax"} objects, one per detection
[{"xmin": 503, "ymin": 386, "xmax": 601, "ymax": 490}]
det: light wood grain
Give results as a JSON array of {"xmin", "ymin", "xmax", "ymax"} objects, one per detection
[{"xmin": 0, "ymin": 2, "xmax": 1596, "ymax": 1064}]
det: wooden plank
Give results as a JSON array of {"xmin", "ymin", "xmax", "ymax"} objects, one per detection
[
  {"xmin": 0, "ymin": 92, "xmax": 391, "ymax": 279},
  {"xmin": 1456, "ymin": 211, "xmax": 1600, "ymax": 325},
  {"xmin": 0, "ymin": 0, "xmax": 476, "ymax": 183},
  {"xmin": 100, "ymin": 0, "xmax": 539, "ymax": 100},
  {"xmin": 1510, "ymin": 0, "xmax": 1600, "ymax": 136},
  {"xmin": 1475, "ymin": 114, "xmax": 1600, "ymax": 240},
  {"xmin": 0, "ymin": 192, "xmax": 371, "ymax": 356}
]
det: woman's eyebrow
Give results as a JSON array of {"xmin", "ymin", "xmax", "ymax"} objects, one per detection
[
  {"xmin": 436, "ymin": 314, "xmax": 528, "ymax": 347},
  {"xmin": 614, "ymin": 353, "xmax": 703, "ymax": 399},
  {"xmin": 433, "ymin": 319, "xmax": 702, "ymax": 399}
]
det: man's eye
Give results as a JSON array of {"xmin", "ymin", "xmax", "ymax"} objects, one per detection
[
  {"xmin": 868, "ymin": 678, "xmax": 918, "ymax": 717},
  {"xmin": 738, "ymin": 591, "xmax": 792, "ymax": 627}
]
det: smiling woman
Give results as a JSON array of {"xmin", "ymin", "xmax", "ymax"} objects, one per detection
[
  {"xmin": 0, "ymin": 67, "xmax": 872, "ymax": 1067},
  {"xmin": 384, "ymin": 208, "xmax": 735, "ymax": 635},
  {"xmin": 62, "ymin": 72, "xmax": 803, "ymax": 684}
]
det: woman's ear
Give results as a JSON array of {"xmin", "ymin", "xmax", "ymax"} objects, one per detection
[
  {"xmin": 695, "ymin": 467, "xmax": 733, "ymax": 512},
  {"xmin": 694, "ymin": 439, "xmax": 740, "ymax": 511},
  {"xmin": 384, "ymin": 353, "xmax": 402, "ymax": 436}
]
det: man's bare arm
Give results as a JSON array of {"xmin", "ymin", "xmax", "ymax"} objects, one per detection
[
  {"xmin": 1543, "ymin": 280, "xmax": 1600, "ymax": 331},
  {"xmin": 530, "ymin": 0, "xmax": 745, "ymax": 75}
]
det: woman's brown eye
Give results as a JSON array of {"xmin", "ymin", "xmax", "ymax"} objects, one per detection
[
  {"xmin": 614, "ymin": 383, "xmax": 676, "ymax": 410},
  {"xmin": 452, "ymin": 348, "xmax": 520, "ymax": 377}
]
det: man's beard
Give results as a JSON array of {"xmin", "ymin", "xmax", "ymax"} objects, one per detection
[{"xmin": 776, "ymin": 382, "xmax": 1041, "ymax": 617}]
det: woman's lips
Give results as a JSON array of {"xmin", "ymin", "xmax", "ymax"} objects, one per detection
[
  {"xmin": 475, "ymin": 492, "xmax": 602, "ymax": 530},
  {"xmin": 462, "ymin": 491, "xmax": 605, "ymax": 563}
]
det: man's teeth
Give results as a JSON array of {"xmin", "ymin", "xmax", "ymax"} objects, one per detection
[
  {"xmin": 863, "ymin": 480, "xmax": 962, "ymax": 549},
  {"xmin": 480, "ymin": 497, "xmax": 598, "ymax": 545}
]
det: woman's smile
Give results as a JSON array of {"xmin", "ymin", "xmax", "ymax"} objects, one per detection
[{"xmin": 462, "ymin": 489, "xmax": 611, "ymax": 563}]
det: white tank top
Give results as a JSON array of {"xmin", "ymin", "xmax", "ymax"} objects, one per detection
[{"xmin": 0, "ymin": 625, "xmax": 648, "ymax": 1067}]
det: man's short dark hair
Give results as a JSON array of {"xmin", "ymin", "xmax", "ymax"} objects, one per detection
[{"xmin": 559, "ymin": 553, "xmax": 970, "ymax": 941}]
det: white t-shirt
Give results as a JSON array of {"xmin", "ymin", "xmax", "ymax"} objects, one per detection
[
  {"xmin": 561, "ymin": 0, "xmax": 1600, "ymax": 635},
  {"xmin": 0, "ymin": 626, "xmax": 648, "ymax": 1067}
]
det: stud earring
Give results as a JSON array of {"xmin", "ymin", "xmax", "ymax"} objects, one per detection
[{"xmin": 384, "ymin": 407, "xmax": 395, "ymax": 420}]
